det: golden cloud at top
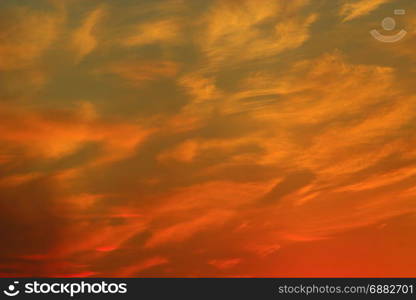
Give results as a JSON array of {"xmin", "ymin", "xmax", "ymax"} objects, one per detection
[
  {"xmin": 123, "ymin": 19, "xmax": 182, "ymax": 47},
  {"xmin": 340, "ymin": 0, "xmax": 391, "ymax": 22},
  {"xmin": 70, "ymin": 6, "xmax": 106, "ymax": 61},
  {"xmin": 199, "ymin": 0, "xmax": 316, "ymax": 68},
  {"xmin": 0, "ymin": 6, "xmax": 63, "ymax": 70}
]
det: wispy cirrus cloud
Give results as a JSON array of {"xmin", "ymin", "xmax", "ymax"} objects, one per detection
[
  {"xmin": 123, "ymin": 19, "xmax": 183, "ymax": 47},
  {"xmin": 340, "ymin": 0, "xmax": 391, "ymax": 21},
  {"xmin": 97, "ymin": 60, "xmax": 180, "ymax": 86},
  {"xmin": 70, "ymin": 6, "xmax": 106, "ymax": 61},
  {"xmin": 1, "ymin": 0, "xmax": 416, "ymax": 278},
  {"xmin": 0, "ymin": 5, "xmax": 63, "ymax": 70},
  {"xmin": 198, "ymin": 0, "xmax": 317, "ymax": 68}
]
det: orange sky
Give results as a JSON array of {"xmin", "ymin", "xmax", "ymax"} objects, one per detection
[{"xmin": 1, "ymin": 0, "xmax": 416, "ymax": 277}]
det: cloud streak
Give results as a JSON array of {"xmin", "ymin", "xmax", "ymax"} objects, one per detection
[{"xmin": 1, "ymin": 0, "xmax": 416, "ymax": 277}]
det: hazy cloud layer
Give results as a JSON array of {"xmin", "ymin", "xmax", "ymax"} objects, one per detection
[{"xmin": 0, "ymin": 0, "xmax": 416, "ymax": 277}]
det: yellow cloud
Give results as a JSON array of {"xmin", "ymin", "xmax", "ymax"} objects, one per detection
[
  {"xmin": 0, "ymin": 6, "xmax": 63, "ymax": 70},
  {"xmin": 179, "ymin": 73, "xmax": 223, "ymax": 103},
  {"xmin": 123, "ymin": 19, "xmax": 182, "ymax": 47},
  {"xmin": 71, "ymin": 6, "xmax": 106, "ymax": 61},
  {"xmin": 0, "ymin": 103, "xmax": 152, "ymax": 162},
  {"xmin": 199, "ymin": 0, "xmax": 316, "ymax": 68},
  {"xmin": 99, "ymin": 60, "xmax": 179, "ymax": 86},
  {"xmin": 145, "ymin": 210, "xmax": 234, "ymax": 248},
  {"xmin": 340, "ymin": 0, "xmax": 391, "ymax": 22}
]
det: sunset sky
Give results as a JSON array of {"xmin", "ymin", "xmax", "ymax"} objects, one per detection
[{"xmin": 1, "ymin": 0, "xmax": 416, "ymax": 277}]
